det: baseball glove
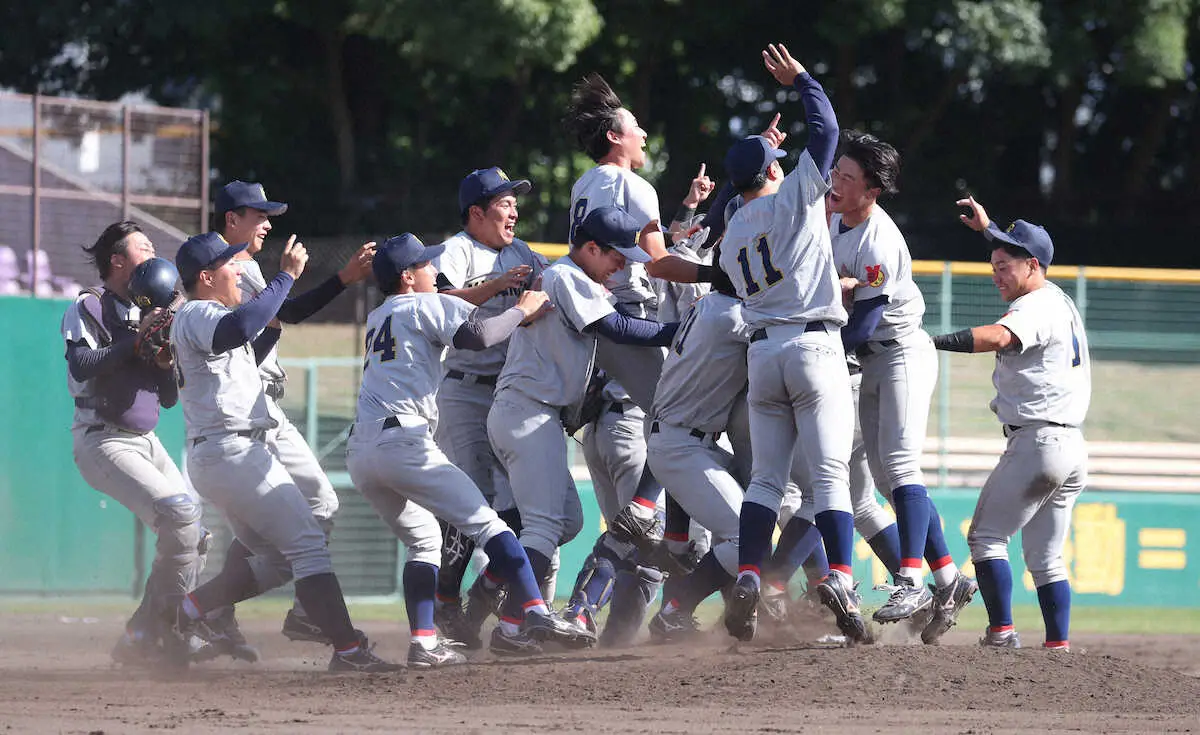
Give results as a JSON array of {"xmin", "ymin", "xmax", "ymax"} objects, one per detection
[
  {"xmin": 134, "ymin": 292, "xmax": 184, "ymax": 365},
  {"xmin": 561, "ymin": 367, "xmax": 610, "ymax": 435}
]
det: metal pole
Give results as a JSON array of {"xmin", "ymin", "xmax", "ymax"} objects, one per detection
[
  {"xmin": 306, "ymin": 362, "xmax": 320, "ymax": 447},
  {"xmin": 938, "ymin": 261, "xmax": 953, "ymax": 488},
  {"xmin": 200, "ymin": 110, "xmax": 211, "ymax": 233},
  {"xmin": 121, "ymin": 106, "xmax": 131, "ymax": 221},
  {"xmin": 30, "ymin": 94, "xmax": 41, "ymax": 297},
  {"xmin": 132, "ymin": 519, "xmax": 146, "ymax": 599},
  {"xmin": 1076, "ymin": 266, "xmax": 1088, "ymax": 326}
]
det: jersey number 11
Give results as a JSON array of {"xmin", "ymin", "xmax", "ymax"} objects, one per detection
[{"xmin": 736, "ymin": 236, "xmax": 783, "ymax": 295}]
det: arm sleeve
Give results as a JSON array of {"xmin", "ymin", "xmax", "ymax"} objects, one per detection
[
  {"xmin": 587, "ymin": 312, "xmax": 679, "ymax": 347},
  {"xmin": 64, "ymin": 339, "xmax": 136, "ymax": 382},
  {"xmin": 275, "ymin": 274, "xmax": 345, "ymax": 324},
  {"xmin": 794, "ymin": 72, "xmax": 838, "ymax": 179},
  {"xmin": 211, "ymin": 272, "xmax": 295, "ymax": 353},
  {"xmin": 156, "ymin": 366, "xmax": 179, "ymax": 408},
  {"xmin": 841, "ymin": 294, "xmax": 888, "ymax": 351},
  {"xmin": 252, "ymin": 327, "xmax": 283, "ymax": 364},
  {"xmin": 452, "ymin": 306, "xmax": 525, "ymax": 351}
]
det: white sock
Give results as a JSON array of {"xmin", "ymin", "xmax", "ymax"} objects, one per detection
[
  {"xmin": 898, "ymin": 567, "xmax": 924, "ymax": 587},
  {"xmin": 933, "ymin": 562, "xmax": 959, "ymax": 589},
  {"xmin": 411, "ymin": 634, "xmax": 438, "ymax": 651},
  {"xmin": 498, "ymin": 619, "xmax": 521, "ymax": 636}
]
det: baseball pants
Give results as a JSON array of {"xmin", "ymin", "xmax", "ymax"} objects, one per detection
[
  {"xmin": 434, "ymin": 374, "xmax": 515, "ymax": 512},
  {"xmin": 968, "ymin": 424, "xmax": 1088, "ymax": 586},
  {"xmin": 488, "ymin": 389, "xmax": 584, "ymax": 561},
  {"xmin": 857, "ymin": 330, "xmax": 937, "ymax": 492},
  {"xmin": 347, "ymin": 419, "xmax": 512, "ymax": 565},
  {"xmin": 187, "ymin": 432, "xmax": 331, "ymax": 591},
  {"xmin": 266, "ymin": 397, "xmax": 339, "ymax": 522},
  {"xmin": 582, "ymin": 401, "xmax": 657, "ymax": 523},
  {"xmin": 73, "ymin": 426, "xmax": 204, "ymax": 629}
]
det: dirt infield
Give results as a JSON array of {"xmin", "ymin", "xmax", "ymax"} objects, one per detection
[{"xmin": 2, "ymin": 612, "xmax": 1198, "ymax": 734}]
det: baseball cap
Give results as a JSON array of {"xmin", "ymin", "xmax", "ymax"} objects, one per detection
[
  {"xmin": 176, "ymin": 232, "xmax": 248, "ymax": 285},
  {"xmin": 725, "ymin": 135, "xmax": 787, "ymax": 189},
  {"xmin": 987, "ymin": 220, "xmax": 1054, "ymax": 267},
  {"xmin": 215, "ymin": 180, "xmax": 288, "ymax": 216},
  {"xmin": 458, "ymin": 167, "xmax": 532, "ymax": 214},
  {"xmin": 373, "ymin": 233, "xmax": 446, "ymax": 290},
  {"xmin": 570, "ymin": 205, "xmax": 650, "ymax": 263}
]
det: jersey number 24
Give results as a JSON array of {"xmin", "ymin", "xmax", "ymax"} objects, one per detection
[
  {"xmin": 364, "ymin": 316, "xmax": 397, "ymax": 370},
  {"xmin": 736, "ymin": 236, "xmax": 783, "ymax": 295}
]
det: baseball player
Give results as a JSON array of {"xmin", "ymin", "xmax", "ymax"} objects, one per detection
[
  {"xmin": 348, "ymin": 233, "xmax": 592, "ymax": 660},
  {"xmin": 428, "ymin": 167, "xmax": 548, "ymax": 647},
  {"xmin": 827, "ymin": 132, "xmax": 975, "ymax": 630},
  {"xmin": 934, "ymin": 197, "xmax": 1089, "ymax": 651},
  {"xmin": 487, "ymin": 206, "xmax": 678, "ymax": 643},
  {"xmin": 63, "ymin": 223, "xmax": 207, "ymax": 665},
  {"xmin": 718, "ymin": 43, "xmax": 870, "ymax": 644},
  {"xmin": 644, "ymin": 287, "xmax": 756, "ymax": 640},
  {"xmin": 165, "ymin": 231, "xmax": 400, "ymax": 673},
  {"xmin": 199, "ymin": 181, "xmax": 375, "ymax": 656}
]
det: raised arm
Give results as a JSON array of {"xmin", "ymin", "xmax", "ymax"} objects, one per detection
[
  {"xmin": 762, "ymin": 43, "xmax": 838, "ymax": 178},
  {"xmin": 212, "ymin": 238, "xmax": 306, "ymax": 353}
]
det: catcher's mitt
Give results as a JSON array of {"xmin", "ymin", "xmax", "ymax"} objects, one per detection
[
  {"xmin": 561, "ymin": 367, "xmax": 610, "ymax": 435},
  {"xmin": 134, "ymin": 292, "xmax": 184, "ymax": 365}
]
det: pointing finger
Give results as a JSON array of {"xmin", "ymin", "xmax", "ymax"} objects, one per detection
[
  {"xmin": 285, "ymin": 234, "xmax": 297, "ymax": 252},
  {"xmin": 697, "ymin": 163, "xmax": 706, "ymax": 178}
]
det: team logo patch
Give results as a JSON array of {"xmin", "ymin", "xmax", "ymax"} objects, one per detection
[
  {"xmin": 865, "ymin": 264, "xmax": 886, "ymax": 288},
  {"xmin": 496, "ymin": 169, "xmax": 510, "ymax": 181}
]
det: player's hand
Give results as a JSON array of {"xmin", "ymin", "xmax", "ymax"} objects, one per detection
[
  {"xmin": 683, "ymin": 164, "xmax": 715, "ymax": 207},
  {"xmin": 498, "ymin": 264, "xmax": 533, "ymax": 292},
  {"xmin": 337, "ymin": 241, "xmax": 377, "ymax": 285},
  {"xmin": 279, "ymin": 235, "xmax": 309, "ymax": 279},
  {"xmin": 760, "ymin": 113, "xmax": 787, "ymax": 149},
  {"xmin": 956, "ymin": 195, "xmax": 990, "ymax": 232},
  {"xmin": 763, "ymin": 43, "xmax": 806, "ymax": 87},
  {"xmin": 672, "ymin": 223, "xmax": 704, "ymax": 245},
  {"xmin": 515, "ymin": 289, "xmax": 553, "ymax": 324}
]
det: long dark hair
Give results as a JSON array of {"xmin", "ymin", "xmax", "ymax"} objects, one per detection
[
  {"xmin": 563, "ymin": 73, "xmax": 626, "ymax": 162},
  {"xmin": 83, "ymin": 221, "xmax": 143, "ymax": 279}
]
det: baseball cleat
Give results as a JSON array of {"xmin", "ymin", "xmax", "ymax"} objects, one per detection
[
  {"xmin": 724, "ymin": 577, "xmax": 760, "ymax": 642},
  {"xmin": 648, "ymin": 610, "xmax": 701, "ymax": 643},
  {"xmin": 979, "ymin": 627, "xmax": 1021, "ymax": 649},
  {"xmin": 921, "ymin": 572, "xmax": 978, "ymax": 644},
  {"xmin": 523, "ymin": 608, "xmax": 598, "ymax": 648},
  {"xmin": 872, "ymin": 576, "xmax": 934, "ymax": 624},
  {"xmin": 816, "ymin": 574, "xmax": 872, "ymax": 644},
  {"xmin": 281, "ymin": 609, "xmax": 326, "ymax": 643},
  {"xmin": 202, "ymin": 607, "xmax": 261, "ymax": 663},
  {"xmin": 489, "ymin": 626, "xmax": 544, "ymax": 656},
  {"xmin": 609, "ymin": 504, "xmax": 663, "ymax": 554},
  {"xmin": 562, "ymin": 605, "xmax": 599, "ymax": 647},
  {"xmin": 464, "ymin": 577, "xmax": 506, "ymax": 629},
  {"xmin": 406, "ymin": 640, "xmax": 468, "ymax": 669},
  {"xmin": 328, "ymin": 637, "xmax": 404, "ymax": 673},
  {"xmin": 759, "ymin": 584, "xmax": 790, "ymax": 625},
  {"xmin": 434, "ymin": 602, "xmax": 483, "ymax": 650},
  {"xmin": 161, "ymin": 604, "xmax": 199, "ymax": 669}
]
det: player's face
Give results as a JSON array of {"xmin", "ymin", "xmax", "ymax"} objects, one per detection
[
  {"xmin": 408, "ymin": 261, "xmax": 438, "ymax": 293},
  {"xmin": 474, "ymin": 194, "xmax": 519, "ymax": 248},
  {"xmin": 204, "ymin": 257, "xmax": 244, "ymax": 307},
  {"xmin": 228, "ymin": 209, "xmax": 273, "ymax": 254},
  {"xmin": 827, "ymin": 156, "xmax": 876, "ymax": 214},
  {"xmin": 111, "ymin": 232, "xmax": 156, "ymax": 284},
  {"xmin": 613, "ymin": 108, "xmax": 648, "ymax": 169},
  {"xmin": 990, "ymin": 249, "xmax": 1037, "ymax": 302}
]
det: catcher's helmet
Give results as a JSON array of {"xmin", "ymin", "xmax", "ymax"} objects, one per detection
[{"xmin": 130, "ymin": 257, "xmax": 181, "ymax": 309}]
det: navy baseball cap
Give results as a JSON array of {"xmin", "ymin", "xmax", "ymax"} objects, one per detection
[
  {"xmin": 987, "ymin": 220, "xmax": 1054, "ymax": 267},
  {"xmin": 458, "ymin": 167, "xmax": 532, "ymax": 214},
  {"xmin": 725, "ymin": 135, "xmax": 786, "ymax": 189},
  {"xmin": 215, "ymin": 180, "xmax": 288, "ymax": 216},
  {"xmin": 373, "ymin": 233, "xmax": 446, "ymax": 289},
  {"xmin": 176, "ymin": 232, "xmax": 248, "ymax": 285},
  {"xmin": 570, "ymin": 206, "xmax": 651, "ymax": 263}
]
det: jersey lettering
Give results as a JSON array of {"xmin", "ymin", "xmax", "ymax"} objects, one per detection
[
  {"xmin": 1070, "ymin": 321, "xmax": 1081, "ymax": 367},
  {"xmin": 671, "ymin": 307, "xmax": 701, "ymax": 356},
  {"xmin": 735, "ymin": 236, "xmax": 784, "ymax": 295},
  {"xmin": 569, "ymin": 197, "xmax": 588, "ymax": 242}
]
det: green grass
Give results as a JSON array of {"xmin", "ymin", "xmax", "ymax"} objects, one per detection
[{"xmin": 6, "ymin": 596, "xmax": 1200, "ymax": 636}]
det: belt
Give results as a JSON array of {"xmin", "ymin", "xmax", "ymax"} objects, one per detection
[
  {"xmin": 1005, "ymin": 421, "xmax": 1070, "ymax": 435},
  {"xmin": 382, "ymin": 415, "xmax": 430, "ymax": 430},
  {"xmin": 650, "ymin": 420, "xmax": 715, "ymax": 441},
  {"xmin": 446, "ymin": 370, "xmax": 498, "ymax": 386},
  {"xmin": 855, "ymin": 338, "xmax": 900, "ymax": 359},
  {"xmin": 84, "ymin": 424, "xmax": 144, "ymax": 436},
  {"xmin": 192, "ymin": 428, "xmax": 264, "ymax": 446},
  {"xmin": 749, "ymin": 321, "xmax": 826, "ymax": 343}
]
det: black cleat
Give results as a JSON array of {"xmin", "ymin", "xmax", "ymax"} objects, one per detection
[{"xmin": 724, "ymin": 577, "xmax": 760, "ymax": 642}]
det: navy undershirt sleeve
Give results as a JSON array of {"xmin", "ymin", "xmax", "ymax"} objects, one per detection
[
  {"xmin": 156, "ymin": 366, "xmax": 179, "ymax": 408},
  {"xmin": 841, "ymin": 294, "xmax": 889, "ymax": 351},
  {"xmin": 587, "ymin": 312, "xmax": 679, "ymax": 347},
  {"xmin": 794, "ymin": 72, "xmax": 839, "ymax": 179},
  {"xmin": 211, "ymin": 272, "xmax": 295, "ymax": 354},
  {"xmin": 275, "ymin": 274, "xmax": 345, "ymax": 324},
  {"xmin": 252, "ymin": 327, "xmax": 283, "ymax": 364},
  {"xmin": 65, "ymin": 339, "xmax": 136, "ymax": 382}
]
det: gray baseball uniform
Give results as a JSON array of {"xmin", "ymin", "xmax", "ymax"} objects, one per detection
[
  {"xmin": 646, "ymin": 293, "xmax": 755, "ymax": 576},
  {"xmin": 171, "ymin": 298, "xmax": 330, "ymax": 592},
  {"xmin": 489, "ymin": 255, "xmax": 610, "ymax": 560},
  {"xmin": 431, "ymin": 232, "xmax": 548, "ymax": 512},
  {"xmin": 238, "ymin": 259, "xmax": 338, "ymax": 522},
  {"xmin": 968, "ymin": 281, "xmax": 1090, "ymax": 585},
  {"xmin": 718, "ymin": 150, "xmax": 854, "ymax": 519},
  {"xmin": 346, "ymin": 292, "xmax": 515, "ymax": 564}
]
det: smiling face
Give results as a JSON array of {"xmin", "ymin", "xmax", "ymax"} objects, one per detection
[
  {"xmin": 571, "ymin": 242, "xmax": 627, "ymax": 284},
  {"xmin": 225, "ymin": 208, "xmax": 273, "ymax": 254},
  {"xmin": 827, "ymin": 155, "xmax": 879, "ymax": 216},
  {"xmin": 404, "ymin": 261, "xmax": 438, "ymax": 294},
  {"xmin": 468, "ymin": 194, "xmax": 519, "ymax": 249},
  {"xmin": 197, "ymin": 257, "xmax": 244, "ymax": 308},
  {"xmin": 609, "ymin": 108, "xmax": 648, "ymax": 169},
  {"xmin": 990, "ymin": 247, "xmax": 1040, "ymax": 302},
  {"xmin": 108, "ymin": 232, "xmax": 157, "ymax": 289}
]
